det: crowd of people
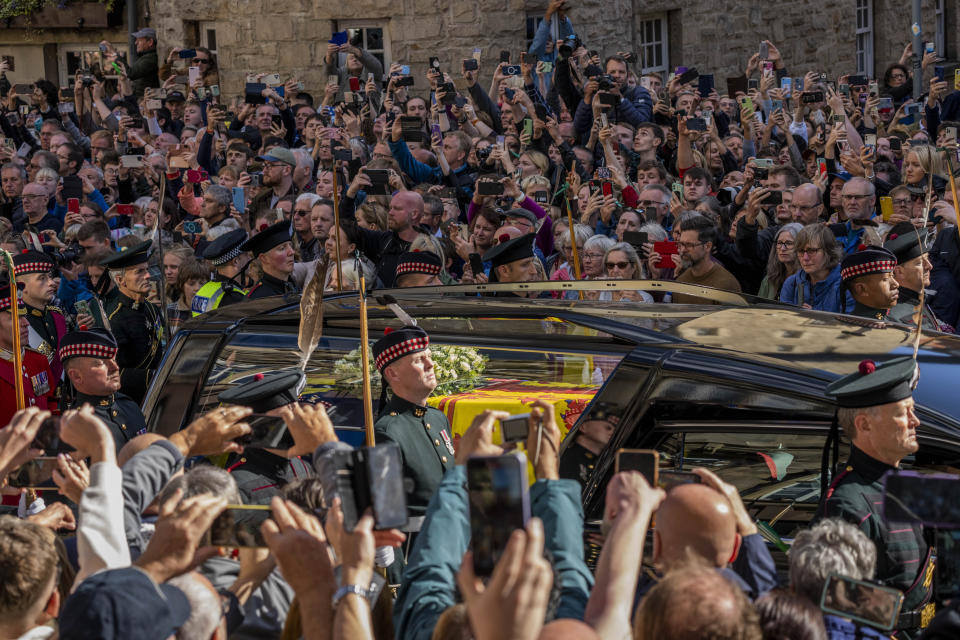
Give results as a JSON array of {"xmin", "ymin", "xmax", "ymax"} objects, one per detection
[{"xmin": 2, "ymin": 1, "xmax": 960, "ymax": 638}]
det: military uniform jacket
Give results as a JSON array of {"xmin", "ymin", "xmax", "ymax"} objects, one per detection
[
  {"xmin": 71, "ymin": 391, "xmax": 147, "ymax": 454},
  {"xmin": 0, "ymin": 348, "xmax": 55, "ymax": 427},
  {"xmin": 102, "ymin": 289, "xmax": 165, "ymax": 401},
  {"xmin": 24, "ymin": 303, "xmax": 68, "ymax": 382},
  {"xmin": 888, "ymin": 288, "xmax": 952, "ymax": 333},
  {"xmin": 818, "ymin": 446, "xmax": 934, "ymax": 633},
  {"xmin": 246, "ymin": 272, "xmax": 299, "ymax": 300},
  {"xmin": 850, "ymin": 301, "xmax": 891, "ymax": 322},
  {"xmin": 374, "ymin": 395, "xmax": 455, "ymax": 517},
  {"xmin": 227, "ymin": 448, "xmax": 312, "ymax": 505}
]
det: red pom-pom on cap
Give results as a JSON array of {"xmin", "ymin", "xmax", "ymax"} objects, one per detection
[
  {"xmin": 20, "ymin": 249, "xmax": 28, "ymax": 254},
  {"xmin": 253, "ymin": 373, "xmax": 265, "ymax": 381},
  {"xmin": 498, "ymin": 233, "xmax": 511, "ymax": 243},
  {"xmin": 889, "ymin": 233, "xmax": 898, "ymax": 240},
  {"xmin": 412, "ymin": 249, "xmax": 421, "ymax": 252},
  {"xmin": 857, "ymin": 243, "xmax": 868, "ymax": 252},
  {"xmin": 384, "ymin": 327, "xmax": 394, "ymax": 335},
  {"xmin": 259, "ymin": 223, "xmax": 268, "ymax": 232},
  {"xmin": 79, "ymin": 324, "xmax": 88, "ymax": 331},
  {"xmin": 858, "ymin": 360, "xmax": 877, "ymax": 375}
]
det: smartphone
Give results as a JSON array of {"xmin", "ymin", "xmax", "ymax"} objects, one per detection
[
  {"xmin": 614, "ymin": 449, "xmax": 658, "ymax": 486},
  {"xmin": 1, "ymin": 55, "xmax": 14, "ymax": 72},
  {"xmin": 818, "ymin": 158, "xmax": 828, "ymax": 176},
  {"xmin": 889, "ymin": 137, "xmax": 902, "ymax": 151},
  {"xmin": 802, "ymin": 91, "xmax": 825, "ymax": 104},
  {"xmin": 349, "ymin": 76, "xmax": 361, "ymax": 92},
  {"xmin": 231, "ymin": 186, "xmax": 247, "ymax": 214},
  {"xmin": 780, "ymin": 77, "xmax": 792, "ymax": 96},
  {"xmin": 496, "ymin": 134, "xmax": 506, "ymax": 150},
  {"xmin": 364, "ymin": 168, "xmax": 390, "ymax": 184},
  {"xmin": 533, "ymin": 190, "xmax": 549, "ymax": 204},
  {"xmin": 868, "ymin": 81, "xmax": 879, "ymax": 96},
  {"xmin": 623, "ymin": 231, "xmax": 649, "ymax": 254},
  {"xmin": 116, "ymin": 204, "xmax": 136, "ymax": 216},
  {"xmin": 463, "ymin": 58, "xmax": 479, "ymax": 71},
  {"xmin": 74, "ymin": 298, "xmax": 92, "ymax": 319},
  {"xmin": 188, "ymin": 66, "xmax": 201, "ymax": 85},
  {"xmin": 740, "ymin": 96, "xmax": 754, "ymax": 113},
  {"xmin": 955, "ymin": 68, "xmax": 960, "ymax": 91},
  {"xmin": 539, "ymin": 61, "xmax": 554, "ymax": 73},
  {"xmin": 183, "ymin": 220, "xmax": 204, "ymax": 235},
  {"xmin": 468, "ymin": 253, "xmax": 484, "ymax": 276},
  {"xmin": 838, "ymin": 83, "xmax": 850, "ymax": 97},
  {"xmin": 676, "ymin": 67, "xmax": 699, "ymax": 86},
  {"xmin": 499, "ymin": 413, "xmax": 530, "ymax": 443},
  {"xmin": 468, "ymin": 453, "xmax": 530, "ymax": 576},
  {"xmin": 764, "ymin": 190, "xmax": 783, "ymax": 205},
  {"xmin": 686, "ymin": 117, "xmax": 707, "ymax": 131},
  {"xmin": 120, "ymin": 155, "xmax": 143, "ymax": 168},
  {"xmin": 13, "ymin": 83, "xmax": 33, "ymax": 95},
  {"xmin": 759, "ymin": 41, "xmax": 769, "ymax": 59},
  {"xmin": 697, "ymin": 74, "xmax": 714, "ymax": 96},
  {"xmin": 522, "ymin": 118, "xmax": 533, "ymax": 137},
  {"xmin": 864, "ymin": 133, "xmax": 876, "ymax": 149},
  {"xmin": 395, "ymin": 75, "xmax": 415, "ymax": 88},
  {"xmin": 502, "ymin": 65, "xmax": 521, "ymax": 77},
  {"xmin": 904, "ymin": 102, "xmax": 922, "ymax": 116},
  {"xmin": 831, "ymin": 113, "xmax": 844, "ymax": 123},
  {"xmin": 30, "ymin": 416, "xmax": 69, "ymax": 453},
  {"xmin": 6, "ymin": 457, "xmax": 59, "ymax": 489},
  {"xmin": 820, "ymin": 574, "xmax": 902, "ymax": 631},
  {"xmin": 67, "ymin": 197, "xmax": 80, "ymax": 214},
  {"xmin": 206, "ymin": 505, "xmax": 272, "ymax": 547},
  {"xmin": 178, "ymin": 48, "xmax": 197, "ymax": 59},
  {"xmin": 61, "ymin": 175, "xmax": 83, "ymax": 201},
  {"xmin": 334, "ymin": 443, "xmax": 408, "ymax": 531},
  {"xmin": 477, "ymin": 180, "xmax": 505, "ymax": 196},
  {"xmin": 244, "ymin": 83, "xmax": 267, "ymax": 105},
  {"xmin": 597, "ymin": 92, "xmax": 618, "ymax": 107},
  {"xmin": 601, "ymin": 181, "xmax": 613, "ymax": 197},
  {"xmin": 429, "ymin": 56, "xmax": 441, "ymax": 71},
  {"xmin": 748, "ymin": 78, "xmax": 759, "ymax": 91},
  {"xmin": 879, "ymin": 196, "xmax": 893, "ymax": 222},
  {"xmin": 883, "ymin": 470, "xmax": 960, "ymax": 527},
  {"xmin": 499, "ymin": 50, "xmax": 510, "ymax": 64},
  {"xmin": 234, "ymin": 413, "xmax": 290, "ymax": 449},
  {"xmin": 263, "ymin": 73, "xmax": 282, "ymax": 86},
  {"xmin": 654, "ymin": 241, "xmax": 678, "ymax": 269},
  {"xmin": 848, "ymin": 75, "xmax": 868, "ymax": 87},
  {"xmin": 659, "ymin": 471, "xmax": 703, "ymax": 491}
]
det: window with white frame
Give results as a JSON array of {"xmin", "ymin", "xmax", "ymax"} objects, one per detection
[
  {"xmin": 935, "ymin": 0, "xmax": 945, "ymax": 57},
  {"xmin": 58, "ymin": 44, "xmax": 129, "ymax": 87},
  {"xmin": 638, "ymin": 15, "xmax": 668, "ymax": 75},
  {"xmin": 855, "ymin": 0, "xmax": 874, "ymax": 76},
  {"xmin": 199, "ymin": 21, "xmax": 218, "ymax": 57},
  {"xmin": 333, "ymin": 21, "xmax": 390, "ymax": 74}
]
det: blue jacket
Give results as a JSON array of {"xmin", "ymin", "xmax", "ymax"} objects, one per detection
[
  {"xmin": 780, "ymin": 263, "xmax": 855, "ymax": 313},
  {"xmin": 393, "ymin": 467, "xmax": 592, "ymax": 640},
  {"xmin": 573, "ymin": 83, "xmax": 653, "ymax": 138},
  {"xmin": 387, "ymin": 138, "xmax": 474, "ymax": 199},
  {"xmin": 823, "ymin": 614, "xmax": 889, "ymax": 639},
  {"xmin": 527, "ymin": 16, "xmax": 574, "ymax": 93}
]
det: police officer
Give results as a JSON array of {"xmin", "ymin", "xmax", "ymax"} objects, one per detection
[
  {"xmin": 98, "ymin": 240, "xmax": 165, "ymax": 403},
  {"xmin": 193, "ymin": 229, "xmax": 250, "ymax": 316},
  {"xmin": 394, "ymin": 250, "xmax": 443, "ymax": 288},
  {"xmin": 840, "ymin": 246, "xmax": 900, "ymax": 321},
  {"xmin": 217, "ymin": 370, "xmax": 312, "ymax": 504},
  {"xmin": 13, "ymin": 250, "xmax": 69, "ymax": 383},
  {"xmin": 59, "ymin": 326, "xmax": 147, "ymax": 453},
  {"xmin": 241, "ymin": 220, "xmax": 300, "ymax": 299},
  {"xmin": 884, "ymin": 223, "xmax": 950, "ymax": 332},
  {"xmin": 817, "ymin": 356, "xmax": 933, "ymax": 637},
  {"xmin": 372, "ymin": 326, "xmax": 454, "ymax": 522},
  {"xmin": 482, "ymin": 233, "xmax": 539, "ymax": 295},
  {"xmin": 0, "ymin": 282, "xmax": 55, "ymax": 427}
]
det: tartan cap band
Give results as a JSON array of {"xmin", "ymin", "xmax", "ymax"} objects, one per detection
[
  {"xmin": 396, "ymin": 261, "xmax": 441, "ymax": 276},
  {"xmin": 14, "ymin": 262, "xmax": 55, "ymax": 276},
  {"xmin": 841, "ymin": 259, "xmax": 896, "ymax": 281},
  {"xmin": 375, "ymin": 336, "xmax": 429, "ymax": 371},
  {"xmin": 59, "ymin": 343, "xmax": 118, "ymax": 361}
]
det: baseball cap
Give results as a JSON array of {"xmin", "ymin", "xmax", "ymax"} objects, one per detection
[
  {"xmin": 59, "ymin": 567, "xmax": 190, "ymax": 640},
  {"xmin": 131, "ymin": 27, "xmax": 157, "ymax": 39},
  {"xmin": 164, "ymin": 90, "xmax": 186, "ymax": 103},
  {"xmin": 256, "ymin": 147, "xmax": 296, "ymax": 167}
]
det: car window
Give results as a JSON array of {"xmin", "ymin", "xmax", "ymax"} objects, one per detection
[{"xmin": 195, "ymin": 317, "xmax": 628, "ymax": 445}]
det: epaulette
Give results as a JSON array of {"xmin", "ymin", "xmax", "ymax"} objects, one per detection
[{"xmin": 47, "ymin": 305, "xmax": 64, "ymax": 315}]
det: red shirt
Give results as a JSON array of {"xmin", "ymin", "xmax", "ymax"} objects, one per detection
[{"xmin": 0, "ymin": 348, "xmax": 57, "ymax": 429}]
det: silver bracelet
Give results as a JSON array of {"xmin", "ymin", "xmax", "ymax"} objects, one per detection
[{"xmin": 332, "ymin": 584, "xmax": 369, "ymax": 607}]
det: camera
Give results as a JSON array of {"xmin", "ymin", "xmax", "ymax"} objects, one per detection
[
  {"xmin": 753, "ymin": 167, "xmax": 769, "ymax": 181},
  {"xmin": 55, "ymin": 243, "xmax": 82, "ymax": 266},
  {"xmin": 596, "ymin": 74, "xmax": 616, "ymax": 91},
  {"xmin": 476, "ymin": 144, "xmax": 493, "ymax": 163},
  {"xmin": 716, "ymin": 186, "xmax": 741, "ymax": 206}
]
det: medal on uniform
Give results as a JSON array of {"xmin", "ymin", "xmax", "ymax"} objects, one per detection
[
  {"xmin": 30, "ymin": 371, "xmax": 50, "ymax": 396},
  {"xmin": 440, "ymin": 429, "xmax": 455, "ymax": 455}
]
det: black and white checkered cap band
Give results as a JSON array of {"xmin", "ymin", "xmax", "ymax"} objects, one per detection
[
  {"xmin": 14, "ymin": 262, "xmax": 54, "ymax": 276},
  {"xmin": 59, "ymin": 343, "xmax": 118, "ymax": 361},
  {"xmin": 375, "ymin": 336, "xmax": 429, "ymax": 370},
  {"xmin": 396, "ymin": 261, "xmax": 441, "ymax": 276},
  {"xmin": 841, "ymin": 259, "xmax": 896, "ymax": 280},
  {"xmin": 211, "ymin": 245, "xmax": 242, "ymax": 266}
]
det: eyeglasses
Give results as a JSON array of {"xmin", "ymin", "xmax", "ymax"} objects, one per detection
[
  {"xmin": 637, "ymin": 199, "xmax": 668, "ymax": 207},
  {"xmin": 583, "ymin": 252, "xmax": 604, "ymax": 259},
  {"xmin": 797, "ymin": 247, "xmax": 823, "ymax": 256},
  {"xmin": 264, "ymin": 162, "xmax": 285, "ymax": 170},
  {"xmin": 892, "ymin": 198, "xmax": 912, "ymax": 207},
  {"xmin": 605, "ymin": 261, "xmax": 631, "ymax": 270},
  {"xmin": 294, "ymin": 209, "xmax": 311, "ymax": 216},
  {"xmin": 677, "ymin": 241, "xmax": 705, "ymax": 250},
  {"xmin": 788, "ymin": 203, "xmax": 820, "ymax": 211},
  {"xmin": 775, "ymin": 240, "xmax": 795, "ymax": 248},
  {"xmin": 22, "ymin": 193, "xmax": 47, "ymax": 200},
  {"xmin": 841, "ymin": 193, "xmax": 872, "ymax": 200}
]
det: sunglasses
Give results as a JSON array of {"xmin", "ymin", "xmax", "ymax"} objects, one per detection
[
  {"xmin": 192, "ymin": 58, "xmax": 210, "ymax": 64},
  {"xmin": 605, "ymin": 261, "xmax": 631, "ymax": 270}
]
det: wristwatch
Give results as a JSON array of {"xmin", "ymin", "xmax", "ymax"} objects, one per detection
[{"xmin": 332, "ymin": 584, "xmax": 369, "ymax": 607}]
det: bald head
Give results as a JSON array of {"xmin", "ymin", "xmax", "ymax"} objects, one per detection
[
  {"xmin": 654, "ymin": 483, "xmax": 738, "ymax": 569},
  {"xmin": 494, "ymin": 225, "xmax": 523, "ymax": 243},
  {"xmin": 539, "ymin": 620, "xmax": 601, "ymax": 640},
  {"xmin": 117, "ymin": 433, "xmax": 167, "ymax": 467}
]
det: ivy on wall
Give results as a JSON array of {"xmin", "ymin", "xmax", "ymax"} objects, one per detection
[{"xmin": 0, "ymin": 0, "xmax": 117, "ymax": 21}]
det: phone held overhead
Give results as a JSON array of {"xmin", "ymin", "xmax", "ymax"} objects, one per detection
[{"xmin": 216, "ymin": 369, "xmax": 314, "ymax": 505}]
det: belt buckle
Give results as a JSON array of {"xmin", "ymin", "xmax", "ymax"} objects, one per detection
[{"xmin": 921, "ymin": 602, "xmax": 936, "ymax": 628}]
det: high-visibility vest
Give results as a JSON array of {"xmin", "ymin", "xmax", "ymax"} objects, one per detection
[{"xmin": 191, "ymin": 280, "xmax": 247, "ymax": 317}]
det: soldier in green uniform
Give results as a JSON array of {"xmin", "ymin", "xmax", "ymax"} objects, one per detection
[
  {"xmin": 394, "ymin": 250, "xmax": 443, "ymax": 288},
  {"xmin": 241, "ymin": 220, "xmax": 300, "ymax": 299},
  {"xmin": 817, "ymin": 356, "xmax": 934, "ymax": 637},
  {"xmin": 59, "ymin": 326, "xmax": 147, "ymax": 453},
  {"xmin": 884, "ymin": 223, "xmax": 951, "ymax": 332},
  {"xmin": 192, "ymin": 229, "xmax": 250, "ymax": 316},
  {"xmin": 217, "ymin": 370, "xmax": 312, "ymax": 505},
  {"xmin": 98, "ymin": 240, "xmax": 165, "ymax": 403},
  {"xmin": 13, "ymin": 250, "xmax": 70, "ymax": 384},
  {"xmin": 840, "ymin": 246, "xmax": 900, "ymax": 321},
  {"xmin": 372, "ymin": 326, "xmax": 454, "ymax": 523}
]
